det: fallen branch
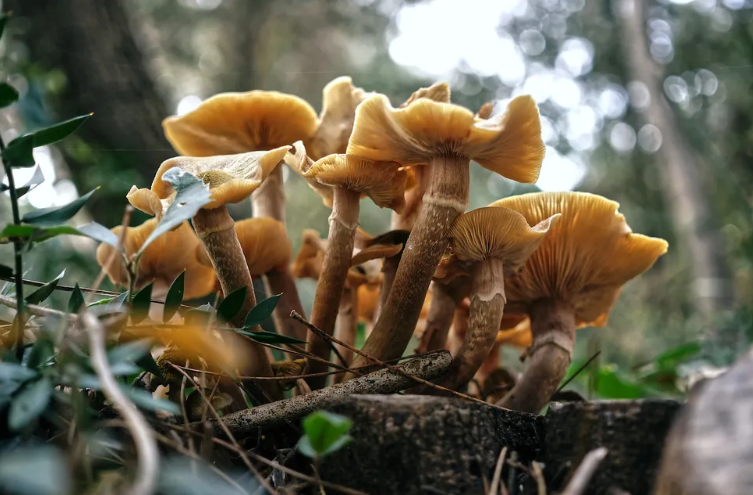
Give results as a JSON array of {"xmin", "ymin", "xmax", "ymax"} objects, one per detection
[
  {"xmin": 560, "ymin": 447, "xmax": 608, "ymax": 495},
  {"xmin": 211, "ymin": 351, "xmax": 452, "ymax": 436}
]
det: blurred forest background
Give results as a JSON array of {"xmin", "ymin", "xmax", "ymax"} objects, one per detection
[{"xmin": 2, "ymin": 0, "xmax": 752, "ymax": 394}]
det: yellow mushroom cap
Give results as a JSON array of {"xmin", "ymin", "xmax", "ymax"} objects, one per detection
[
  {"xmin": 196, "ymin": 218, "xmax": 292, "ymax": 276},
  {"xmin": 95, "ymin": 220, "xmax": 215, "ymax": 300},
  {"xmin": 284, "ymin": 141, "xmax": 334, "ymax": 208},
  {"xmin": 449, "ymin": 207, "xmax": 560, "ymax": 275},
  {"xmin": 126, "ymin": 186, "xmax": 168, "ymax": 219},
  {"xmin": 347, "ymin": 94, "xmax": 545, "ymax": 184},
  {"xmin": 291, "ymin": 229, "xmax": 325, "ymax": 280},
  {"xmin": 162, "ymin": 91, "xmax": 318, "ymax": 156},
  {"xmin": 304, "ymin": 154, "xmax": 408, "ymax": 213},
  {"xmin": 476, "ymin": 102, "xmax": 494, "ymax": 120},
  {"xmin": 308, "ymin": 76, "xmax": 370, "ymax": 160},
  {"xmin": 151, "ymin": 147, "xmax": 290, "ymax": 209},
  {"xmin": 491, "ymin": 192, "xmax": 669, "ymax": 327},
  {"xmin": 400, "ymin": 81, "xmax": 451, "ymax": 107}
]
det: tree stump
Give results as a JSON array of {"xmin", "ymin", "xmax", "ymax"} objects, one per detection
[
  {"xmin": 653, "ymin": 349, "xmax": 753, "ymax": 495},
  {"xmin": 319, "ymin": 395, "xmax": 543, "ymax": 495},
  {"xmin": 543, "ymin": 399, "xmax": 682, "ymax": 495}
]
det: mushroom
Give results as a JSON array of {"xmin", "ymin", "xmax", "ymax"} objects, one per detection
[
  {"xmin": 301, "ymin": 154, "xmax": 407, "ymax": 389},
  {"xmin": 414, "ymin": 206, "xmax": 558, "ymax": 393},
  {"xmin": 162, "ymin": 90, "xmax": 318, "ymax": 223},
  {"xmin": 391, "ymin": 82, "xmax": 451, "ymax": 232},
  {"xmin": 356, "ymin": 229, "xmax": 410, "ymax": 319},
  {"xmin": 307, "ymin": 76, "xmax": 371, "ymax": 160},
  {"xmin": 196, "ymin": 217, "xmax": 307, "ymax": 342},
  {"xmin": 95, "ymin": 220, "xmax": 215, "ymax": 301},
  {"xmin": 491, "ymin": 192, "xmax": 669, "ymax": 413},
  {"xmin": 346, "ymin": 92, "xmax": 545, "ymax": 372},
  {"xmin": 150, "ymin": 148, "xmax": 292, "ymax": 402}
]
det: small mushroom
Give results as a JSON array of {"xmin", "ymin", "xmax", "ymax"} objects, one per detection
[
  {"xmin": 415, "ymin": 207, "xmax": 558, "ymax": 393},
  {"xmin": 150, "ymin": 149, "xmax": 292, "ymax": 401},
  {"xmin": 95, "ymin": 220, "xmax": 215, "ymax": 300},
  {"xmin": 492, "ymin": 192, "xmax": 669, "ymax": 413},
  {"xmin": 347, "ymin": 91, "xmax": 545, "ymax": 373},
  {"xmin": 301, "ymin": 154, "xmax": 407, "ymax": 389},
  {"xmin": 162, "ymin": 90, "xmax": 318, "ymax": 224},
  {"xmin": 307, "ymin": 76, "xmax": 372, "ymax": 160}
]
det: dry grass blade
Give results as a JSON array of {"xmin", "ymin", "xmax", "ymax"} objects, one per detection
[
  {"xmin": 559, "ymin": 447, "xmax": 608, "ymax": 495},
  {"xmin": 488, "ymin": 447, "xmax": 507, "ymax": 495},
  {"xmin": 554, "ymin": 351, "xmax": 601, "ymax": 395},
  {"xmin": 531, "ymin": 461, "xmax": 547, "ymax": 495},
  {"xmin": 83, "ymin": 311, "xmax": 158, "ymax": 495},
  {"xmin": 290, "ymin": 311, "xmax": 505, "ymax": 409}
]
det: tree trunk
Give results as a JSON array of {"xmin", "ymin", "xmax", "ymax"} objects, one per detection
[{"xmin": 618, "ymin": 0, "xmax": 735, "ymax": 331}]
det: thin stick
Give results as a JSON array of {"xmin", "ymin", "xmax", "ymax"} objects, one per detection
[
  {"xmin": 291, "ymin": 311, "xmax": 504, "ymax": 409},
  {"xmin": 555, "ymin": 351, "xmax": 601, "ymax": 394},
  {"xmin": 0, "ymin": 294, "xmax": 78, "ymax": 320},
  {"xmin": 83, "ymin": 312, "xmax": 158, "ymax": 495},
  {"xmin": 166, "ymin": 363, "xmax": 279, "ymax": 495},
  {"xmin": 209, "ymin": 351, "xmax": 453, "ymax": 434},
  {"xmin": 531, "ymin": 462, "xmax": 547, "ymax": 495},
  {"xmin": 559, "ymin": 447, "xmax": 608, "ymax": 495},
  {"xmin": 488, "ymin": 447, "xmax": 507, "ymax": 495}
]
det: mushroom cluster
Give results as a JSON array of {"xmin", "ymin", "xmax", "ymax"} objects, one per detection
[{"xmin": 96, "ymin": 77, "xmax": 668, "ymax": 414}]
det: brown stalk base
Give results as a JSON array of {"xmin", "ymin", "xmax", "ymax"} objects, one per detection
[
  {"xmin": 375, "ymin": 255, "xmax": 399, "ymax": 321},
  {"xmin": 305, "ymin": 187, "xmax": 360, "ymax": 390},
  {"xmin": 192, "ymin": 207, "xmax": 281, "ymax": 402},
  {"xmin": 498, "ymin": 298, "xmax": 575, "ymax": 413},
  {"xmin": 252, "ymin": 163, "xmax": 285, "ymax": 223},
  {"xmin": 349, "ymin": 156, "xmax": 470, "ymax": 377},
  {"xmin": 264, "ymin": 268, "xmax": 307, "ymax": 342},
  {"xmin": 416, "ymin": 280, "xmax": 468, "ymax": 353}
]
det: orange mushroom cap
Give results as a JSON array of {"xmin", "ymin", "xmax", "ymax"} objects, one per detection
[
  {"xmin": 162, "ymin": 91, "xmax": 318, "ymax": 156},
  {"xmin": 95, "ymin": 220, "xmax": 215, "ymax": 300},
  {"xmin": 491, "ymin": 192, "xmax": 669, "ymax": 327},
  {"xmin": 347, "ymin": 94, "xmax": 545, "ymax": 184}
]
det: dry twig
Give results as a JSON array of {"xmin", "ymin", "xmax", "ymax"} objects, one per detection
[
  {"xmin": 559, "ymin": 447, "xmax": 608, "ymax": 495},
  {"xmin": 488, "ymin": 447, "xmax": 507, "ymax": 495}
]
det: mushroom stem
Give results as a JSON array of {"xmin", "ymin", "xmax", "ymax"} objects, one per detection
[
  {"xmin": 192, "ymin": 207, "xmax": 282, "ymax": 402},
  {"xmin": 264, "ymin": 268, "xmax": 308, "ymax": 342},
  {"xmin": 349, "ymin": 157, "xmax": 470, "ymax": 375},
  {"xmin": 252, "ymin": 163, "xmax": 286, "ymax": 223},
  {"xmin": 391, "ymin": 165, "xmax": 428, "ymax": 230},
  {"xmin": 497, "ymin": 298, "xmax": 575, "ymax": 413},
  {"xmin": 305, "ymin": 186, "xmax": 361, "ymax": 389},
  {"xmin": 375, "ymin": 253, "xmax": 400, "ymax": 321},
  {"xmin": 417, "ymin": 281, "xmax": 463, "ymax": 353},
  {"xmin": 418, "ymin": 258, "xmax": 506, "ymax": 392},
  {"xmin": 332, "ymin": 284, "xmax": 358, "ymax": 384}
]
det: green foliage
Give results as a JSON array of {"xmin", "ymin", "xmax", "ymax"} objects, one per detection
[
  {"xmin": 67, "ymin": 283, "xmax": 84, "ymax": 313},
  {"xmin": 163, "ymin": 271, "xmax": 185, "ymax": 322},
  {"xmin": 0, "ymin": 222, "xmax": 118, "ymax": 246},
  {"xmin": 21, "ymin": 188, "xmax": 97, "ymax": 226},
  {"xmin": 0, "ymin": 82, "xmax": 19, "ymax": 108},
  {"xmin": 24, "ymin": 270, "xmax": 64, "ymax": 305},
  {"xmin": 0, "ymin": 447, "xmax": 70, "ymax": 495},
  {"xmin": 2, "ymin": 134, "xmax": 34, "ymax": 167},
  {"xmin": 27, "ymin": 114, "xmax": 92, "ymax": 148},
  {"xmin": 244, "ymin": 293, "xmax": 281, "ymax": 328},
  {"xmin": 9, "ymin": 377, "xmax": 52, "ymax": 431},
  {"xmin": 237, "ymin": 329, "xmax": 307, "ymax": 345},
  {"xmin": 1, "ymin": 166, "xmax": 45, "ymax": 197},
  {"xmin": 298, "ymin": 411, "xmax": 353, "ymax": 459},
  {"xmin": 130, "ymin": 281, "xmax": 153, "ymax": 324},
  {"xmin": 216, "ymin": 286, "xmax": 247, "ymax": 323}
]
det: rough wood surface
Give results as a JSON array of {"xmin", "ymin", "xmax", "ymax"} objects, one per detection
[
  {"xmin": 319, "ymin": 395, "xmax": 543, "ymax": 495},
  {"xmin": 543, "ymin": 399, "xmax": 681, "ymax": 495},
  {"xmin": 654, "ymin": 349, "xmax": 753, "ymax": 495}
]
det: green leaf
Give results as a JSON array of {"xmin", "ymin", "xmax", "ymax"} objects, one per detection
[
  {"xmin": 25, "ymin": 270, "xmax": 65, "ymax": 305},
  {"xmin": 131, "ymin": 282, "xmax": 153, "ymax": 324},
  {"xmin": 217, "ymin": 286, "xmax": 247, "ymax": 323},
  {"xmin": 654, "ymin": 342, "xmax": 701, "ymax": 370},
  {"xmin": 87, "ymin": 297, "xmax": 113, "ymax": 308},
  {"xmin": 163, "ymin": 271, "xmax": 185, "ymax": 323},
  {"xmin": 0, "ymin": 263, "xmax": 11, "ymax": 278},
  {"xmin": 0, "ymin": 446, "xmax": 71, "ymax": 495},
  {"xmin": 138, "ymin": 168, "xmax": 212, "ymax": 255},
  {"xmin": 68, "ymin": 283, "xmax": 84, "ymax": 313},
  {"xmin": 298, "ymin": 411, "xmax": 353, "ymax": 459},
  {"xmin": 0, "ymin": 82, "xmax": 19, "ymax": 108},
  {"xmin": 106, "ymin": 291, "xmax": 129, "ymax": 311},
  {"xmin": 0, "ymin": 15, "xmax": 7, "ymax": 41},
  {"xmin": 237, "ymin": 329, "xmax": 306, "ymax": 345},
  {"xmin": 28, "ymin": 114, "xmax": 92, "ymax": 148},
  {"xmin": 183, "ymin": 304, "xmax": 213, "ymax": 326},
  {"xmin": 244, "ymin": 293, "xmax": 281, "ymax": 329},
  {"xmin": 0, "ymin": 222, "xmax": 118, "ymax": 246},
  {"xmin": 136, "ymin": 353, "xmax": 162, "ymax": 379},
  {"xmin": 107, "ymin": 340, "xmax": 152, "ymax": 370},
  {"xmin": 0, "ymin": 362, "xmax": 37, "ymax": 405},
  {"xmin": 125, "ymin": 387, "xmax": 181, "ymax": 416},
  {"xmin": 22, "ymin": 187, "xmax": 97, "ymax": 226},
  {"xmin": 9, "ymin": 377, "xmax": 53, "ymax": 430},
  {"xmin": 596, "ymin": 366, "xmax": 647, "ymax": 400},
  {"xmin": 27, "ymin": 337, "xmax": 55, "ymax": 369},
  {"xmin": 3, "ymin": 134, "xmax": 34, "ymax": 167},
  {"xmin": 0, "ymin": 165, "xmax": 46, "ymax": 197}
]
